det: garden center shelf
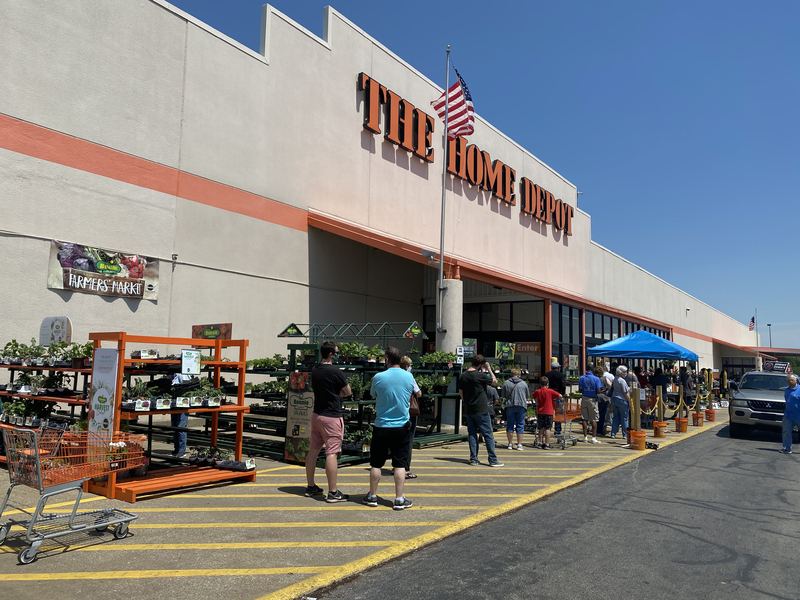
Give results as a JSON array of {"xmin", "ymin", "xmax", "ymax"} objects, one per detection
[
  {"xmin": 0, "ymin": 391, "xmax": 85, "ymax": 405},
  {"xmin": 83, "ymin": 331, "xmax": 253, "ymax": 502}
]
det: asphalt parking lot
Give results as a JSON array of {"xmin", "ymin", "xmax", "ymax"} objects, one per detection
[{"xmin": 0, "ymin": 417, "xmax": 727, "ymax": 600}]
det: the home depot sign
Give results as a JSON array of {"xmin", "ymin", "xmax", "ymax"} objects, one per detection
[{"xmin": 358, "ymin": 73, "xmax": 574, "ymax": 236}]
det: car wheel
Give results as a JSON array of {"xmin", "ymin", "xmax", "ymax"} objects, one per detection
[{"xmin": 729, "ymin": 421, "xmax": 747, "ymax": 438}]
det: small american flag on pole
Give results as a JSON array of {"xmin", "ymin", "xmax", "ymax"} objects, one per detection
[
  {"xmin": 749, "ymin": 316, "xmax": 755, "ymax": 331},
  {"xmin": 431, "ymin": 68, "xmax": 474, "ymax": 139}
]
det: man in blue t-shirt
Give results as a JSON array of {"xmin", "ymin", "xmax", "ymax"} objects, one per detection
[
  {"xmin": 363, "ymin": 347, "xmax": 416, "ymax": 510},
  {"xmin": 780, "ymin": 373, "xmax": 800, "ymax": 454},
  {"xmin": 578, "ymin": 367, "xmax": 603, "ymax": 444}
]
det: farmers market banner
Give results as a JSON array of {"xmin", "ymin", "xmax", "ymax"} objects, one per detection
[{"xmin": 47, "ymin": 240, "xmax": 159, "ymax": 300}]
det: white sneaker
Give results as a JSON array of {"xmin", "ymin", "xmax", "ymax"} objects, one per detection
[
  {"xmin": 516, "ymin": 444, "xmax": 523, "ymax": 451},
  {"xmin": 591, "ymin": 437, "xmax": 601, "ymax": 444},
  {"xmin": 507, "ymin": 444, "xmax": 514, "ymax": 450},
  {"xmin": 582, "ymin": 436, "xmax": 589, "ymax": 443}
]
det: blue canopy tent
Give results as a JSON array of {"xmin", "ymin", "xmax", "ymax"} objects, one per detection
[{"xmin": 587, "ymin": 330, "xmax": 698, "ymax": 361}]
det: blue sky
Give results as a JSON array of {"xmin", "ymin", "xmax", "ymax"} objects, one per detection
[{"xmin": 168, "ymin": 0, "xmax": 800, "ymax": 348}]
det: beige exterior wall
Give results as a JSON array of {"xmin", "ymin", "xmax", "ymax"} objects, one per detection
[{"xmin": 0, "ymin": 0, "xmax": 756, "ymax": 365}]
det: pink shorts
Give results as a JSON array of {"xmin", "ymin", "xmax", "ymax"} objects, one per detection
[{"xmin": 311, "ymin": 413, "xmax": 344, "ymax": 455}]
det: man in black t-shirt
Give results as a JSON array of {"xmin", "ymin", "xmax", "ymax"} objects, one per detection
[
  {"xmin": 459, "ymin": 355, "xmax": 503, "ymax": 467},
  {"xmin": 305, "ymin": 341, "xmax": 351, "ymax": 503}
]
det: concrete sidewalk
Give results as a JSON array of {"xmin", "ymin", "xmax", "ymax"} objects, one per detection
[{"xmin": 0, "ymin": 417, "xmax": 727, "ymax": 600}]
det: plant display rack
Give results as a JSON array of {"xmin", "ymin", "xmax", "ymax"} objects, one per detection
[{"xmin": 84, "ymin": 332, "xmax": 255, "ymax": 503}]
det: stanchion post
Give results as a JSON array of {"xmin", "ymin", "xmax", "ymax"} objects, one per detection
[
  {"xmin": 679, "ymin": 384, "xmax": 685, "ymax": 419},
  {"xmin": 656, "ymin": 385, "xmax": 664, "ymax": 422}
]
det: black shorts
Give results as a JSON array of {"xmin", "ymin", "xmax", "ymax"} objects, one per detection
[
  {"xmin": 370, "ymin": 422, "xmax": 413, "ymax": 470},
  {"xmin": 537, "ymin": 414, "xmax": 554, "ymax": 430}
]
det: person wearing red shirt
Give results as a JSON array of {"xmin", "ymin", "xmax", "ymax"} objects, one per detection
[
  {"xmin": 533, "ymin": 376, "xmax": 562, "ymax": 449},
  {"xmin": 633, "ymin": 366, "xmax": 650, "ymax": 389}
]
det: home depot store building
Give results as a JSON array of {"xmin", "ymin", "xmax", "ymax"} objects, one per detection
[{"xmin": 0, "ymin": 1, "xmax": 758, "ymax": 374}]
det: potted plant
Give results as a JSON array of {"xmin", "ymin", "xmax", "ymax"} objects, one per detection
[
  {"xmin": 16, "ymin": 371, "xmax": 32, "ymax": 394},
  {"xmin": 347, "ymin": 374, "xmax": 366, "ymax": 401},
  {"xmin": 64, "ymin": 342, "xmax": 94, "ymax": 369},
  {"xmin": 46, "ymin": 341, "xmax": 69, "ymax": 367},
  {"xmin": 2, "ymin": 339, "xmax": 22, "ymax": 365},
  {"xmin": 108, "ymin": 441, "xmax": 128, "ymax": 472}
]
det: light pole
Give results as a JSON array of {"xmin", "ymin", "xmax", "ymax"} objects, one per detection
[{"xmin": 767, "ymin": 323, "xmax": 772, "ymax": 348}]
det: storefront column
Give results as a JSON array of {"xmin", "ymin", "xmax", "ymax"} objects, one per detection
[
  {"xmin": 544, "ymin": 299, "xmax": 552, "ymax": 369},
  {"xmin": 435, "ymin": 278, "xmax": 463, "ymax": 353}
]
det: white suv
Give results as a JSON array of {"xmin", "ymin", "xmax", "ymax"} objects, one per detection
[{"xmin": 728, "ymin": 371, "xmax": 790, "ymax": 437}]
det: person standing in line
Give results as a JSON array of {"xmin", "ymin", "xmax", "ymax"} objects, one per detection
[
  {"xmin": 502, "ymin": 368, "xmax": 530, "ymax": 451},
  {"xmin": 780, "ymin": 373, "xmax": 800, "ymax": 454},
  {"xmin": 363, "ymin": 347, "xmax": 416, "ymax": 510},
  {"xmin": 633, "ymin": 366, "xmax": 650, "ymax": 389},
  {"xmin": 649, "ymin": 368, "xmax": 670, "ymax": 403},
  {"xmin": 546, "ymin": 361, "xmax": 567, "ymax": 435},
  {"xmin": 610, "ymin": 365, "xmax": 631, "ymax": 439},
  {"xmin": 533, "ymin": 376, "xmax": 560, "ymax": 449},
  {"xmin": 459, "ymin": 355, "xmax": 504, "ymax": 467},
  {"xmin": 578, "ymin": 366, "xmax": 603, "ymax": 444},
  {"xmin": 306, "ymin": 340, "xmax": 351, "ymax": 502},
  {"xmin": 597, "ymin": 364, "xmax": 613, "ymax": 436},
  {"xmin": 399, "ymin": 355, "xmax": 423, "ymax": 479}
]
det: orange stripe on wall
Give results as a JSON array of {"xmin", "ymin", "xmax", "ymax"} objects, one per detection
[{"xmin": 0, "ymin": 113, "xmax": 307, "ymax": 232}]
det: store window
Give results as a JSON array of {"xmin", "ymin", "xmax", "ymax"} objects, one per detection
[
  {"xmin": 463, "ymin": 304, "xmax": 481, "ymax": 331},
  {"xmin": 551, "ymin": 302, "xmax": 582, "ymax": 378},
  {"xmin": 515, "ymin": 302, "xmax": 543, "ymax": 331},
  {"xmin": 482, "ymin": 303, "xmax": 511, "ymax": 331}
]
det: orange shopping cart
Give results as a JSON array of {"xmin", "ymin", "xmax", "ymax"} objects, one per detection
[
  {"xmin": 0, "ymin": 427, "xmax": 145, "ymax": 564},
  {"xmin": 553, "ymin": 399, "xmax": 582, "ymax": 449}
]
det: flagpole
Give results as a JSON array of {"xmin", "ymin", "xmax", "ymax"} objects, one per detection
[
  {"xmin": 755, "ymin": 308, "xmax": 760, "ymax": 368},
  {"xmin": 436, "ymin": 45, "xmax": 450, "ymax": 335}
]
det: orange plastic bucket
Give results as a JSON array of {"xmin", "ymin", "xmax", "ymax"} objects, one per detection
[
  {"xmin": 705, "ymin": 409, "xmax": 716, "ymax": 422},
  {"xmin": 692, "ymin": 413, "xmax": 704, "ymax": 427},
  {"xmin": 630, "ymin": 430, "xmax": 646, "ymax": 450},
  {"xmin": 676, "ymin": 418, "xmax": 688, "ymax": 433},
  {"xmin": 653, "ymin": 421, "xmax": 668, "ymax": 438}
]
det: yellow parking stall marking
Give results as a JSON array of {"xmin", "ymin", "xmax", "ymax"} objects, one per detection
[
  {"xmin": 256, "ymin": 465, "xmax": 299, "ymax": 474},
  {"xmin": 131, "ymin": 521, "xmax": 454, "ymax": 529},
  {"xmin": 77, "ymin": 541, "xmax": 393, "ymax": 551},
  {"xmin": 170, "ymin": 493, "xmax": 526, "ymax": 499},
  {"xmin": 258, "ymin": 473, "xmax": 573, "ymax": 479},
  {"xmin": 407, "ymin": 459, "xmax": 612, "ymax": 464},
  {"xmin": 45, "ymin": 505, "xmax": 497, "ymax": 513},
  {"xmin": 1, "ymin": 496, "xmax": 104, "ymax": 517},
  {"xmin": 239, "ymin": 482, "xmax": 549, "ymax": 487},
  {"xmin": 376, "ymin": 461, "xmax": 596, "ymax": 473},
  {"xmin": 0, "ymin": 566, "xmax": 334, "ymax": 582},
  {"xmin": 257, "ymin": 420, "xmax": 728, "ymax": 600}
]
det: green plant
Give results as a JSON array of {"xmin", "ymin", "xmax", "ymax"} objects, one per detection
[
  {"xmin": 2, "ymin": 339, "xmax": 22, "ymax": 358},
  {"xmin": 415, "ymin": 374, "xmax": 436, "ymax": 394},
  {"xmin": 408, "ymin": 347, "xmax": 420, "ymax": 355},
  {"xmin": 6, "ymin": 401, "xmax": 26, "ymax": 416},
  {"xmin": 419, "ymin": 351, "xmax": 458, "ymax": 365},
  {"xmin": 16, "ymin": 372, "xmax": 32, "ymax": 386},
  {"xmin": 64, "ymin": 342, "xmax": 93, "ymax": 360},
  {"xmin": 347, "ymin": 374, "xmax": 367, "ymax": 398},
  {"xmin": 74, "ymin": 418, "xmax": 88, "ymax": 431},
  {"xmin": 367, "ymin": 345, "xmax": 384, "ymax": 360},
  {"xmin": 26, "ymin": 399, "xmax": 54, "ymax": 419},
  {"xmin": 29, "ymin": 374, "xmax": 47, "ymax": 391},
  {"xmin": 125, "ymin": 378, "xmax": 154, "ymax": 400},
  {"xmin": 247, "ymin": 356, "xmax": 283, "ymax": 369}
]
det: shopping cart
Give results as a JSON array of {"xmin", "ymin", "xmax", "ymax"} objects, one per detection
[
  {"xmin": 0, "ymin": 428, "xmax": 145, "ymax": 564},
  {"xmin": 553, "ymin": 399, "xmax": 581, "ymax": 449}
]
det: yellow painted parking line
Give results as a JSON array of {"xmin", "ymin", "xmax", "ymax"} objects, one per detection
[
  {"xmin": 408, "ymin": 460, "xmax": 612, "ymax": 464},
  {"xmin": 240, "ymin": 482, "xmax": 549, "ymax": 487},
  {"xmin": 0, "ymin": 566, "xmax": 334, "ymax": 582},
  {"xmin": 256, "ymin": 465, "xmax": 298, "ymax": 474},
  {"xmin": 258, "ymin": 473, "xmax": 572, "ymax": 479},
  {"xmin": 1, "ymin": 496, "xmax": 104, "ymax": 517},
  {"xmin": 173, "ymin": 493, "xmax": 525, "ymax": 499},
  {"xmin": 257, "ymin": 420, "xmax": 728, "ymax": 600},
  {"xmin": 45, "ymin": 505, "xmax": 496, "ymax": 513},
  {"xmin": 379, "ymin": 466, "xmax": 595, "ymax": 470},
  {"xmin": 131, "ymin": 521, "xmax": 453, "ymax": 529},
  {"xmin": 76, "ymin": 541, "xmax": 393, "ymax": 551}
]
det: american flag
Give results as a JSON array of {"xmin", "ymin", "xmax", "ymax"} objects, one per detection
[
  {"xmin": 749, "ymin": 316, "xmax": 755, "ymax": 331},
  {"xmin": 431, "ymin": 68, "xmax": 474, "ymax": 139}
]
